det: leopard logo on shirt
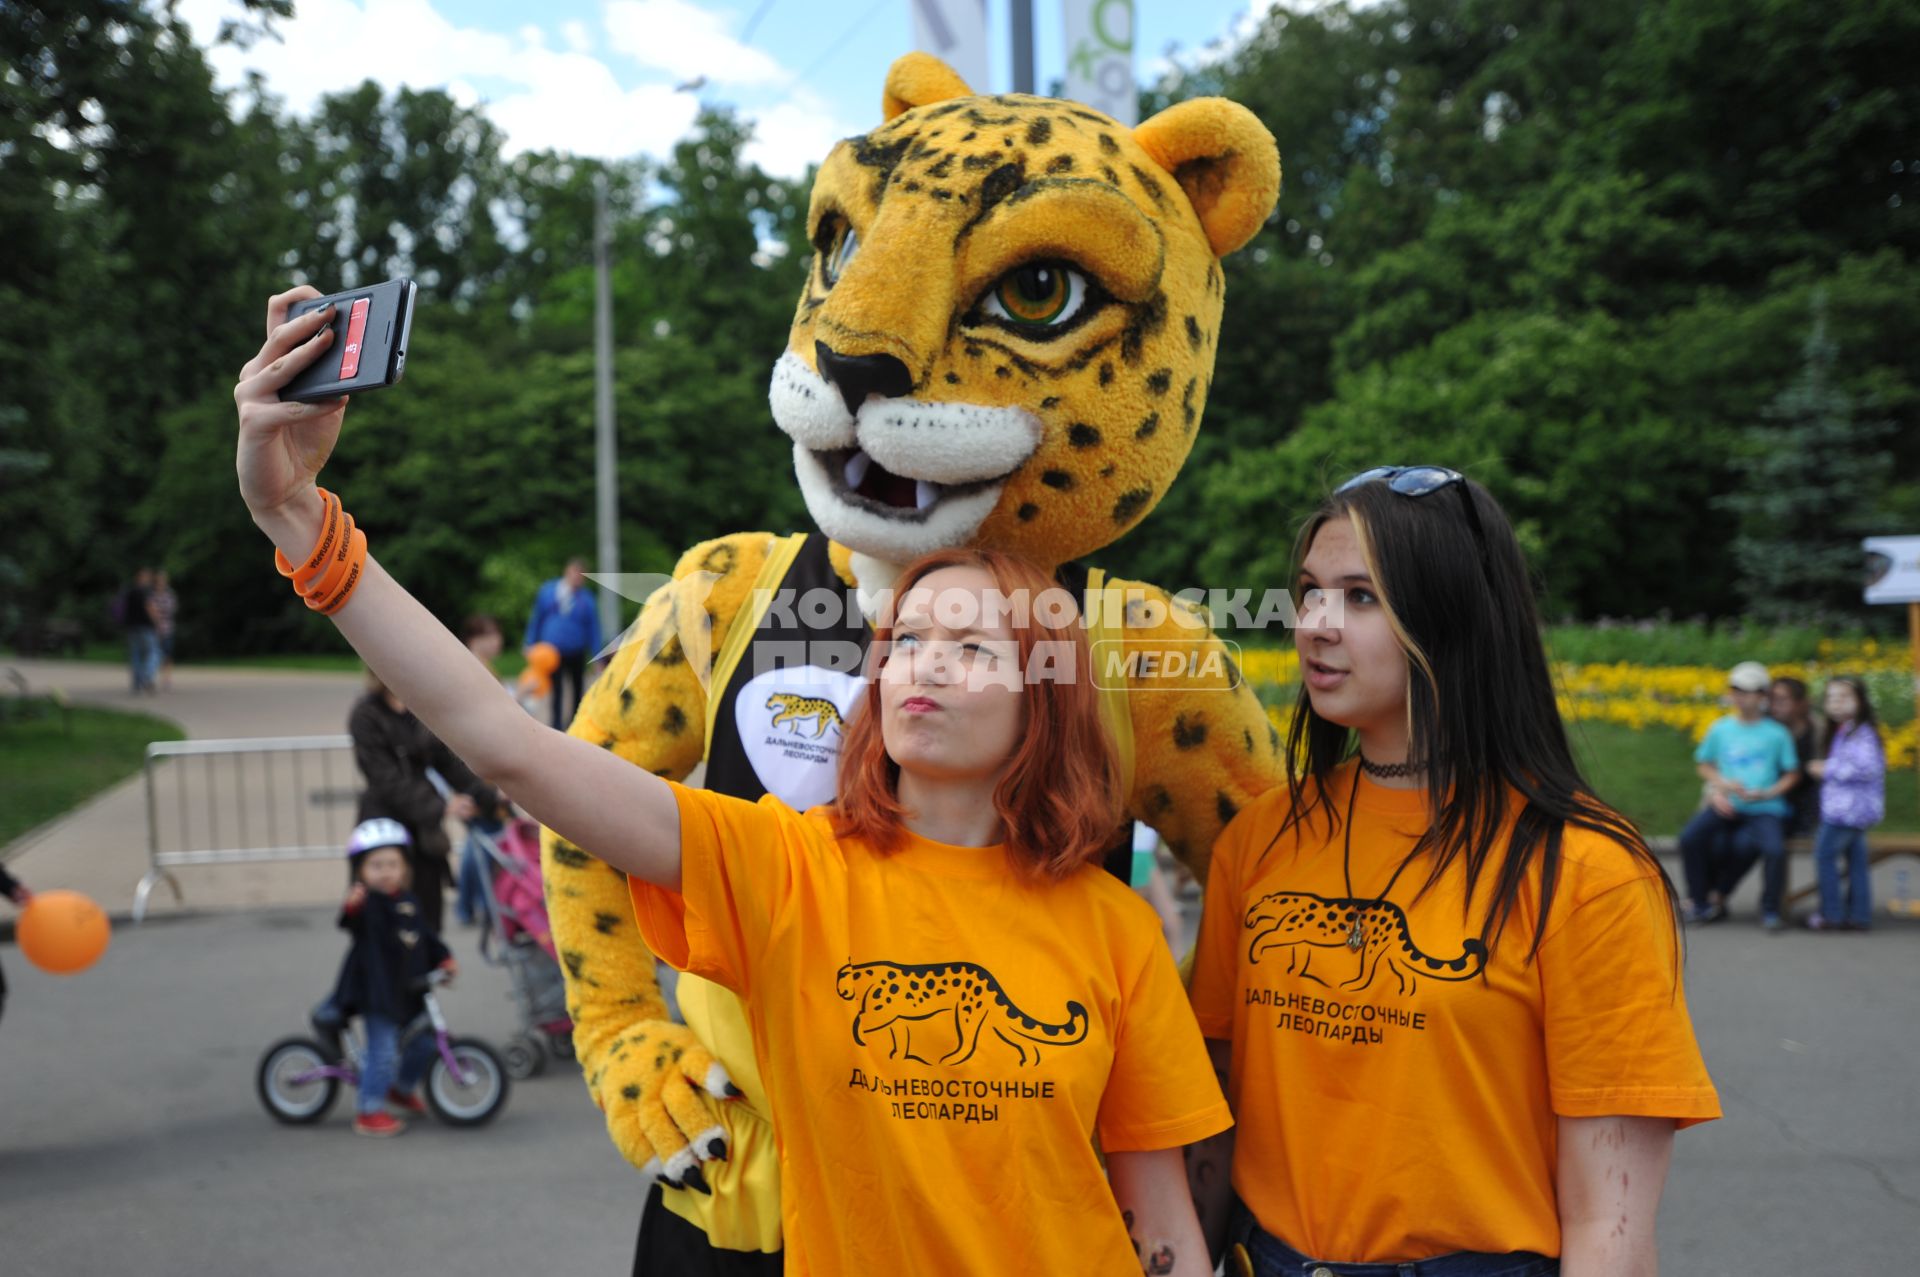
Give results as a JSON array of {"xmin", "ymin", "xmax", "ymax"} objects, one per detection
[
  {"xmin": 835, "ymin": 959, "xmax": 1088, "ymax": 1067},
  {"xmin": 766, "ymin": 692, "xmax": 845, "ymax": 739},
  {"xmin": 1244, "ymin": 891, "xmax": 1487, "ymax": 996}
]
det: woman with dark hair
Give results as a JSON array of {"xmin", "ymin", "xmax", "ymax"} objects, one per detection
[
  {"xmin": 1188, "ymin": 467, "xmax": 1720, "ymax": 1276},
  {"xmin": 231, "ymin": 309, "xmax": 1228, "ymax": 1271}
]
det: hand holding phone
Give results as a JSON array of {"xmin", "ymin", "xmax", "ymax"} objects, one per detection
[
  {"xmin": 279, "ymin": 278, "xmax": 416, "ymax": 404},
  {"xmin": 235, "ymin": 287, "xmax": 351, "ymax": 534}
]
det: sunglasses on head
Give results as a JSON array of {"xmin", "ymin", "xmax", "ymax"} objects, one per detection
[{"xmin": 1335, "ymin": 465, "xmax": 1490, "ymax": 567}]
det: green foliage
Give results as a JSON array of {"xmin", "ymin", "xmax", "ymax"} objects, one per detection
[
  {"xmin": 1541, "ymin": 620, "xmax": 1897, "ymax": 668},
  {"xmin": 6, "ymin": 0, "xmax": 1920, "ymax": 655},
  {"xmin": 1109, "ymin": 0, "xmax": 1920, "ymax": 614}
]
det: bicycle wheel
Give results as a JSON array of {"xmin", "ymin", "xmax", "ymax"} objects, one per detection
[
  {"xmin": 502, "ymin": 1033, "xmax": 545, "ymax": 1080},
  {"xmin": 257, "ymin": 1037, "xmax": 340, "ymax": 1125},
  {"xmin": 426, "ymin": 1037, "xmax": 509, "ymax": 1126}
]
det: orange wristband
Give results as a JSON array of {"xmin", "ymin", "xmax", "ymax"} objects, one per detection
[
  {"xmin": 274, "ymin": 488, "xmax": 344, "ymax": 592},
  {"xmin": 271, "ymin": 487, "xmax": 369, "ymax": 615},
  {"xmin": 300, "ymin": 508, "xmax": 358, "ymax": 606},
  {"xmin": 309, "ymin": 525, "xmax": 368, "ymax": 615}
]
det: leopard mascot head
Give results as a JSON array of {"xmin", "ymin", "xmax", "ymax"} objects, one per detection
[{"xmin": 770, "ymin": 53, "xmax": 1280, "ymax": 570}]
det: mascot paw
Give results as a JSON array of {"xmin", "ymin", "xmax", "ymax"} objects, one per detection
[{"xmin": 600, "ymin": 1020, "xmax": 742, "ymax": 1193}]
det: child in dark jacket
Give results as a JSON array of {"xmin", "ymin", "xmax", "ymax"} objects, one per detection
[{"xmin": 314, "ymin": 818, "xmax": 458, "ymax": 1137}]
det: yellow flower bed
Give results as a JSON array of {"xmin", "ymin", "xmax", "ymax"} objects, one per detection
[{"xmin": 1242, "ymin": 643, "xmax": 1917, "ymax": 769}]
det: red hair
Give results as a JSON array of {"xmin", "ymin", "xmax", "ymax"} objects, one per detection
[{"xmin": 831, "ymin": 548, "xmax": 1124, "ymax": 880}]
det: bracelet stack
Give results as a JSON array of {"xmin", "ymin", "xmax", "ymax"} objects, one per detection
[{"xmin": 273, "ymin": 487, "xmax": 367, "ymax": 615}]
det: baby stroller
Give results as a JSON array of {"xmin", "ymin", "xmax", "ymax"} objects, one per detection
[{"xmin": 471, "ymin": 817, "xmax": 575, "ymax": 1079}]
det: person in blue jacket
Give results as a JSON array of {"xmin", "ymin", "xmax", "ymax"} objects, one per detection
[{"xmin": 522, "ymin": 557, "xmax": 603, "ymax": 729}]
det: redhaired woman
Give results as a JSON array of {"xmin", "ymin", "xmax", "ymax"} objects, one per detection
[{"xmin": 234, "ymin": 288, "xmax": 1228, "ymax": 1274}]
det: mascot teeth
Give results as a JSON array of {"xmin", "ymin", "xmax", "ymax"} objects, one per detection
[
  {"xmin": 770, "ymin": 351, "xmax": 1047, "ymax": 561},
  {"xmin": 843, "ymin": 450, "xmax": 872, "ymax": 488}
]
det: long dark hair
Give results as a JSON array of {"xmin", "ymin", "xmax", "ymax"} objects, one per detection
[
  {"xmin": 1820, "ymin": 675, "xmax": 1879, "ymax": 755},
  {"xmin": 1277, "ymin": 476, "xmax": 1678, "ymax": 962}
]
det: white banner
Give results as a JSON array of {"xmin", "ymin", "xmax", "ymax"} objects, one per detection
[
  {"xmin": 1864, "ymin": 535, "xmax": 1920, "ymax": 605},
  {"xmin": 911, "ymin": 0, "xmax": 989, "ymax": 93},
  {"xmin": 1064, "ymin": 0, "xmax": 1136, "ymax": 124}
]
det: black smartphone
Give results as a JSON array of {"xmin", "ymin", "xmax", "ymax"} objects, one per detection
[{"xmin": 279, "ymin": 278, "xmax": 417, "ymax": 404}]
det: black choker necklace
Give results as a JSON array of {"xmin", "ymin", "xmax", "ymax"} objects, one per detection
[{"xmin": 1358, "ymin": 755, "xmax": 1424, "ymax": 780}]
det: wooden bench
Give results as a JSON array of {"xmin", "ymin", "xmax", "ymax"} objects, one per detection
[{"xmin": 1646, "ymin": 832, "xmax": 1920, "ymax": 907}]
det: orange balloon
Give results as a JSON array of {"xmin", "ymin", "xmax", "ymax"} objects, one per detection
[
  {"xmin": 18, "ymin": 889, "xmax": 111, "ymax": 975},
  {"xmin": 518, "ymin": 642, "xmax": 559, "ymax": 698}
]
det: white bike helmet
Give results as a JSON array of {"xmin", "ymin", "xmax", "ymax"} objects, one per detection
[{"xmin": 346, "ymin": 817, "xmax": 412, "ymax": 858}]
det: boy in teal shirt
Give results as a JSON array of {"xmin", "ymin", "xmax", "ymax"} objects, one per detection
[{"xmin": 1680, "ymin": 661, "xmax": 1801, "ymax": 929}]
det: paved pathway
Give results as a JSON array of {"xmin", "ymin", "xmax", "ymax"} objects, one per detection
[
  {"xmin": 1, "ymin": 906, "xmax": 633, "ymax": 1276},
  {"xmin": 5, "ymin": 657, "xmax": 1919, "ymax": 1272},
  {"xmin": 2, "ymin": 900, "xmax": 1916, "ymax": 1274},
  {"xmin": 2, "ymin": 658, "xmax": 378, "ymax": 917}
]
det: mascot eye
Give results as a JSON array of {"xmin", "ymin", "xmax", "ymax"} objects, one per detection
[
  {"xmin": 821, "ymin": 224, "xmax": 859, "ymax": 287},
  {"xmin": 980, "ymin": 263, "xmax": 1089, "ymax": 331}
]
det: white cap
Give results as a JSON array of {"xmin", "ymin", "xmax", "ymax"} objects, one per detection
[{"xmin": 1728, "ymin": 661, "xmax": 1771, "ymax": 693}]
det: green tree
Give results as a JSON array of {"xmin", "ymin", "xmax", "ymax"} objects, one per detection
[{"xmin": 1718, "ymin": 292, "xmax": 1895, "ymax": 620}]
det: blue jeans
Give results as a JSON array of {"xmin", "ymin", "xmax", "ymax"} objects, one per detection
[
  {"xmin": 1679, "ymin": 807, "xmax": 1786, "ymax": 916},
  {"xmin": 1814, "ymin": 822, "xmax": 1872, "ymax": 927},
  {"xmin": 454, "ymin": 822, "xmax": 497, "ymax": 926},
  {"xmin": 1231, "ymin": 1206, "xmax": 1558, "ymax": 1277},
  {"xmin": 358, "ymin": 1013, "xmax": 437, "ymax": 1115},
  {"xmin": 127, "ymin": 628, "xmax": 159, "ymax": 691}
]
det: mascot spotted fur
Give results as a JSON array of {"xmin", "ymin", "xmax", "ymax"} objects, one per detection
[{"xmin": 542, "ymin": 53, "xmax": 1282, "ymax": 1272}]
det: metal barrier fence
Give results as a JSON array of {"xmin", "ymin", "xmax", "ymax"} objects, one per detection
[{"xmin": 134, "ymin": 734, "xmax": 360, "ymax": 922}]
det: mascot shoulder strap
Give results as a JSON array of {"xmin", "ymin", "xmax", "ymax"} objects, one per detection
[{"xmin": 702, "ymin": 532, "xmax": 810, "ymax": 755}]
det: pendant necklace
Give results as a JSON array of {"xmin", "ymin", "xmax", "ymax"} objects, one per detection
[{"xmin": 1342, "ymin": 757, "xmax": 1422, "ymax": 951}]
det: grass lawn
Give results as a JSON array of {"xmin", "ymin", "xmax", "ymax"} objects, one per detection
[
  {"xmin": 0, "ymin": 701, "xmax": 185, "ymax": 846},
  {"xmin": 1571, "ymin": 719, "xmax": 1920, "ymax": 837}
]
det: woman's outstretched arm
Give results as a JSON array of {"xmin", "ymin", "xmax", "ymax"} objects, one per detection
[{"xmin": 236, "ymin": 286, "xmax": 683, "ymax": 890}]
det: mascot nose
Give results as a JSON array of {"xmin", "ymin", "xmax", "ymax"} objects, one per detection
[{"xmin": 815, "ymin": 341, "xmax": 913, "ymax": 416}]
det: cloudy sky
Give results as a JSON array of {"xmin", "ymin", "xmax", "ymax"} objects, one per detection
[{"xmin": 173, "ymin": 0, "xmax": 1269, "ymax": 176}]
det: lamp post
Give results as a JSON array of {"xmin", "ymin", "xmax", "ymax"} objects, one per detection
[{"xmin": 593, "ymin": 171, "xmax": 619, "ymax": 651}]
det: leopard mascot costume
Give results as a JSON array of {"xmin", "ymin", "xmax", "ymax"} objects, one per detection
[{"xmin": 542, "ymin": 53, "xmax": 1282, "ymax": 1273}]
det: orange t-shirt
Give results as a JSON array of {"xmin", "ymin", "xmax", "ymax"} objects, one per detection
[
  {"xmin": 631, "ymin": 783, "xmax": 1232, "ymax": 1276},
  {"xmin": 1189, "ymin": 764, "xmax": 1720, "ymax": 1263}
]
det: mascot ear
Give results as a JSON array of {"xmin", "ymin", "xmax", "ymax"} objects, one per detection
[
  {"xmin": 882, "ymin": 52, "xmax": 975, "ymax": 121},
  {"xmin": 1132, "ymin": 99, "xmax": 1281, "ymax": 258}
]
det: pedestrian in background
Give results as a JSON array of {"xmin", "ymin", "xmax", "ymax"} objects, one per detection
[
  {"xmin": 1804, "ymin": 677, "xmax": 1886, "ymax": 932},
  {"xmin": 151, "ymin": 569, "xmax": 179, "ymax": 691},
  {"xmin": 0, "ymin": 861, "xmax": 30, "ymax": 1027},
  {"xmin": 1679, "ymin": 661, "xmax": 1800, "ymax": 930},
  {"xmin": 1769, "ymin": 676, "xmax": 1819, "ymax": 841},
  {"xmin": 522, "ymin": 557, "xmax": 602, "ymax": 730},
  {"xmin": 118, "ymin": 567, "xmax": 160, "ymax": 694},
  {"xmin": 348, "ymin": 670, "xmax": 500, "ymax": 934}
]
